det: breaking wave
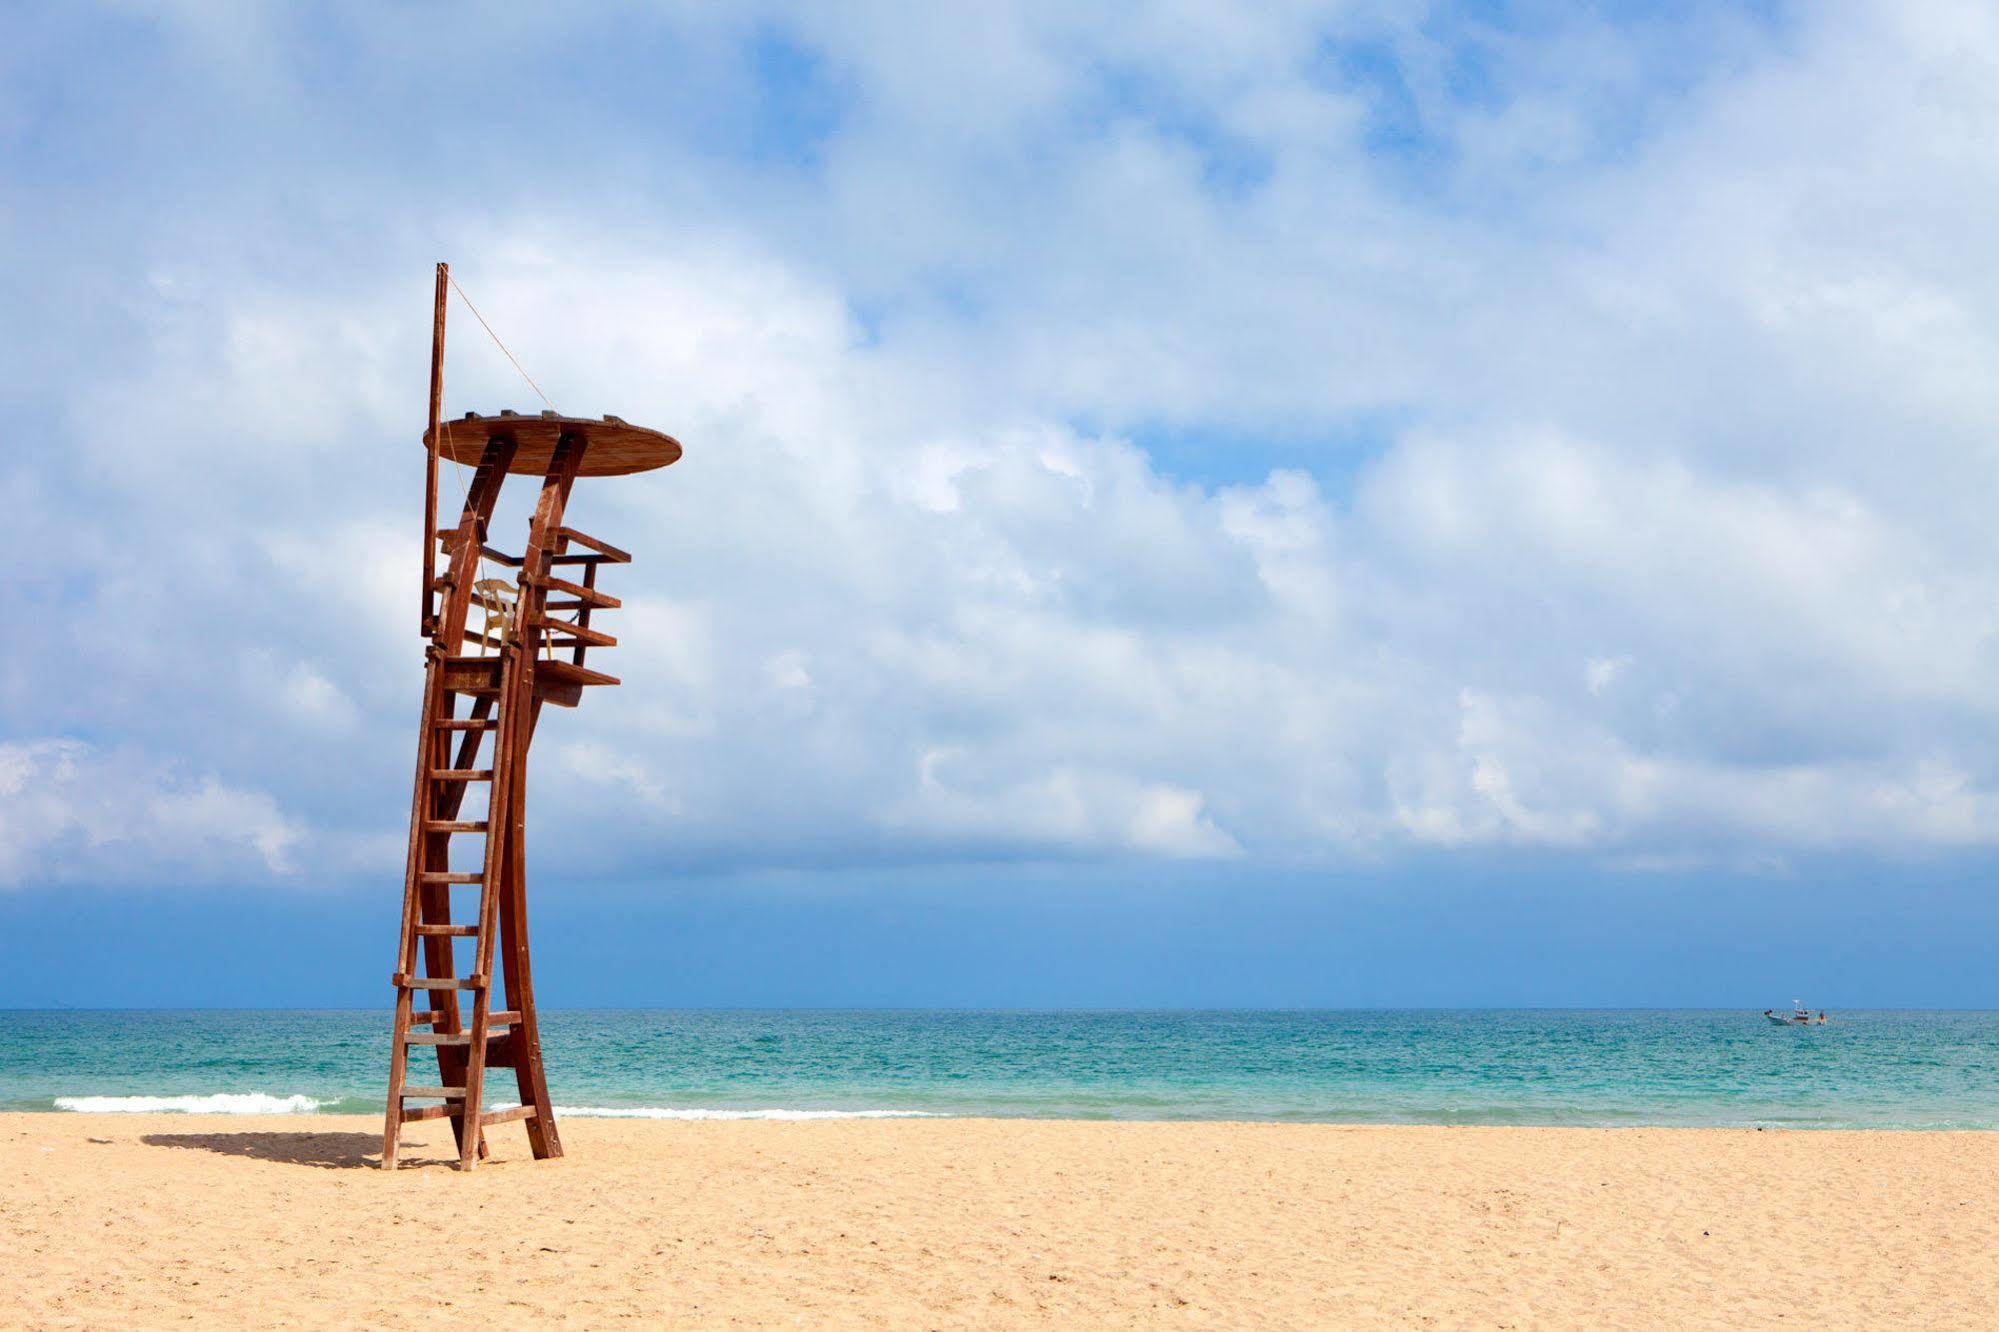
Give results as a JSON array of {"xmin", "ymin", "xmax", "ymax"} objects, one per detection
[
  {"xmin": 550, "ymin": 1104, "xmax": 938, "ymax": 1120},
  {"xmin": 52, "ymin": 1093, "xmax": 334, "ymax": 1114}
]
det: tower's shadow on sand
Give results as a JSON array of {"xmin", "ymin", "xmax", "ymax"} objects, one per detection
[{"xmin": 142, "ymin": 1130, "xmax": 386, "ymax": 1170}]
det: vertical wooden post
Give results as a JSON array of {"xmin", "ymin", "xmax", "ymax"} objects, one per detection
[{"xmin": 421, "ymin": 261, "xmax": 449, "ymax": 637}]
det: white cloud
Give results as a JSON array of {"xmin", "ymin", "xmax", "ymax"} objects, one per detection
[
  {"xmin": 0, "ymin": 740, "xmax": 302, "ymax": 887},
  {"xmin": 1584, "ymin": 656, "xmax": 1630, "ymax": 697},
  {"xmin": 7, "ymin": 1, "xmax": 1999, "ymax": 888}
]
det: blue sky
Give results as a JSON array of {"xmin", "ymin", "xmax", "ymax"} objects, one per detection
[{"xmin": 4, "ymin": 1, "xmax": 1997, "ymax": 1008}]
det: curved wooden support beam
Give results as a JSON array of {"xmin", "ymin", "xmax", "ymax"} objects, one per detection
[{"xmin": 492, "ymin": 434, "xmax": 586, "ymax": 1160}]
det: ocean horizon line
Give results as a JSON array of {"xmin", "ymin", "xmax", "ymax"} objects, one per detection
[
  {"xmin": 6, "ymin": 1003, "xmax": 1992, "ymax": 1014},
  {"xmin": 5, "ymin": 1008, "xmax": 1996, "ymax": 1130}
]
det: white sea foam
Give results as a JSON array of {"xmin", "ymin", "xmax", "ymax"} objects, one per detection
[
  {"xmin": 52, "ymin": 1093, "xmax": 333, "ymax": 1114},
  {"xmin": 549, "ymin": 1104, "xmax": 939, "ymax": 1120}
]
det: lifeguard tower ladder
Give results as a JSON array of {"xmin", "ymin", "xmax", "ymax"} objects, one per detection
[{"xmin": 383, "ymin": 263, "xmax": 681, "ymax": 1169}]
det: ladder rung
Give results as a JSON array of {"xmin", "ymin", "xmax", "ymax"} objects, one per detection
[
  {"xmin": 404, "ymin": 1031, "xmax": 472, "ymax": 1046},
  {"xmin": 420, "ymin": 871, "xmax": 484, "ymax": 884},
  {"xmin": 408, "ymin": 1009, "xmax": 515, "ymax": 1027},
  {"xmin": 401, "ymin": 1104, "xmax": 459, "ymax": 1122},
  {"xmin": 480, "ymin": 1105, "xmax": 537, "ymax": 1127},
  {"xmin": 424, "ymin": 820, "xmax": 489, "ymax": 833},
  {"xmin": 431, "ymin": 769, "xmax": 493, "ymax": 781},
  {"xmin": 395, "ymin": 974, "xmax": 487, "ymax": 990},
  {"xmin": 402, "ymin": 1085, "xmax": 467, "ymax": 1100},
  {"xmin": 434, "ymin": 718, "xmax": 498, "ymax": 731},
  {"xmin": 415, "ymin": 923, "xmax": 479, "ymax": 937},
  {"xmin": 542, "ymin": 576, "xmax": 620, "ymax": 608}
]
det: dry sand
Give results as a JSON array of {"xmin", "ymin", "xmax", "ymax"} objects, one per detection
[{"xmin": 3, "ymin": 1114, "xmax": 1994, "ymax": 1329}]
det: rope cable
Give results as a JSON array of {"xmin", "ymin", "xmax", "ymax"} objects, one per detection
[
  {"xmin": 432, "ymin": 274, "xmax": 558, "ymax": 652},
  {"xmin": 447, "ymin": 273, "xmax": 559, "ymax": 413}
]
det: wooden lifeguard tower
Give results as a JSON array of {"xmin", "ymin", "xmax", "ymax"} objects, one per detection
[{"xmin": 383, "ymin": 263, "xmax": 681, "ymax": 1169}]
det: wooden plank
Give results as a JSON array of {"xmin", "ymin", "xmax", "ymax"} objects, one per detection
[
  {"xmin": 420, "ymin": 871, "xmax": 484, "ymax": 884},
  {"xmin": 534, "ymin": 659, "xmax": 619, "ymax": 689},
  {"xmin": 409, "ymin": 1010, "xmax": 499, "ymax": 1027},
  {"xmin": 542, "ymin": 576, "xmax": 620, "ymax": 608},
  {"xmin": 534, "ymin": 616, "xmax": 616, "ymax": 648},
  {"xmin": 396, "ymin": 974, "xmax": 487, "ymax": 990},
  {"xmin": 441, "ymin": 660, "xmax": 503, "ymax": 693},
  {"xmin": 424, "ymin": 819, "xmax": 489, "ymax": 833},
  {"xmin": 421, "ymin": 1013, "xmax": 512, "ymax": 1033},
  {"xmin": 405, "ymin": 1032, "xmax": 473, "ymax": 1047},
  {"xmin": 479, "ymin": 544, "xmax": 525, "ymax": 567},
  {"xmin": 480, "ymin": 1105, "xmax": 538, "ymax": 1127},
  {"xmin": 431, "ymin": 768, "xmax": 493, "ymax": 781},
  {"xmin": 402, "ymin": 1085, "xmax": 468, "ymax": 1099},
  {"xmin": 554, "ymin": 527, "xmax": 631, "ymax": 561},
  {"xmin": 415, "ymin": 923, "xmax": 478, "ymax": 937},
  {"xmin": 533, "ymin": 680, "xmax": 583, "ymax": 709},
  {"xmin": 400, "ymin": 1104, "xmax": 459, "ymax": 1123},
  {"xmin": 434, "ymin": 718, "xmax": 498, "ymax": 731}
]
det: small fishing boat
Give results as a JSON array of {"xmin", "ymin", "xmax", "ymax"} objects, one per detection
[{"xmin": 1764, "ymin": 1002, "xmax": 1827, "ymax": 1026}]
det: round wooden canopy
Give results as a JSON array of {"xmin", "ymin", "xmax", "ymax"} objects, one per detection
[{"xmin": 424, "ymin": 411, "xmax": 683, "ymax": 477}]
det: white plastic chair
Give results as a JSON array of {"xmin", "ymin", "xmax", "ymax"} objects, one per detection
[{"xmin": 471, "ymin": 579, "xmax": 517, "ymax": 655}]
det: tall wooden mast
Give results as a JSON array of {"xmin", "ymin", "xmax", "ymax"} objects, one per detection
[
  {"xmin": 420, "ymin": 262, "xmax": 448, "ymax": 636},
  {"xmin": 383, "ymin": 268, "xmax": 682, "ymax": 1170}
]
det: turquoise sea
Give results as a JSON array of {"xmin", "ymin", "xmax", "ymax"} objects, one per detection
[{"xmin": 2, "ymin": 1009, "xmax": 1996, "ymax": 1128}]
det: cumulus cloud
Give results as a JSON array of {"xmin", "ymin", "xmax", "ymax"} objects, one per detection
[
  {"xmin": 5, "ymin": 1, "xmax": 1999, "ymax": 890},
  {"xmin": 0, "ymin": 740, "xmax": 301, "ymax": 886}
]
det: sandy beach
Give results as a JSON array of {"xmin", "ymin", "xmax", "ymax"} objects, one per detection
[{"xmin": 1, "ymin": 1115, "xmax": 1992, "ymax": 1328}]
